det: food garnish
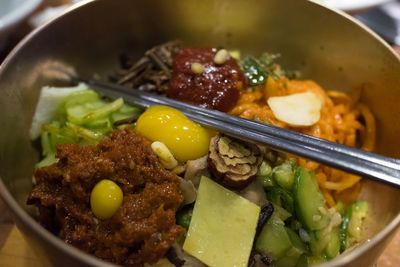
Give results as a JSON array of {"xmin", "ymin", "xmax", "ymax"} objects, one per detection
[{"xmin": 208, "ymin": 134, "xmax": 263, "ymax": 189}]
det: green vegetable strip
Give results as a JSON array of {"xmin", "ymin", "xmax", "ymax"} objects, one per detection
[
  {"xmin": 64, "ymin": 89, "xmax": 100, "ymax": 109},
  {"xmin": 176, "ymin": 206, "xmax": 193, "ymax": 230},
  {"xmin": 65, "ymin": 122, "xmax": 104, "ymax": 144},
  {"xmin": 339, "ymin": 206, "xmax": 352, "ymax": 251},
  {"xmin": 42, "ymin": 123, "xmax": 78, "ymax": 146},
  {"xmin": 35, "ymin": 153, "xmax": 58, "ymax": 170},
  {"xmin": 41, "ymin": 132, "xmax": 54, "ymax": 156},
  {"xmin": 82, "ymin": 98, "xmax": 124, "ymax": 124}
]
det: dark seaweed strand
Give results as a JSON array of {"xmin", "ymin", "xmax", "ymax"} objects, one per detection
[
  {"xmin": 165, "ymin": 247, "xmax": 185, "ymax": 267},
  {"xmin": 248, "ymin": 203, "xmax": 274, "ymax": 267},
  {"xmin": 256, "ymin": 203, "xmax": 274, "ymax": 239}
]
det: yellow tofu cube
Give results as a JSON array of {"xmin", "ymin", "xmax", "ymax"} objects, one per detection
[{"xmin": 183, "ymin": 176, "xmax": 260, "ymax": 267}]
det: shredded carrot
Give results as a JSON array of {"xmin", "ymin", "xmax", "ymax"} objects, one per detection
[
  {"xmin": 229, "ymin": 77, "xmax": 376, "ymax": 206},
  {"xmin": 357, "ymin": 103, "xmax": 376, "ymax": 152}
]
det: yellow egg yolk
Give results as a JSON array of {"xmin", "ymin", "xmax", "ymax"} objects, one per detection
[
  {"xmin": 135, "ymin": 106, "xmax": 211, "ymax": 162},
  {"xmin": 90, "ymin": 179, "xmax": 123, "ymax": 219}
]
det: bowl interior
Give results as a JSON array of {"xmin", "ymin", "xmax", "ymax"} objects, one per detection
[{"xmin": 0, "ymin": 0, "xmax": 399, "ymax": 266}]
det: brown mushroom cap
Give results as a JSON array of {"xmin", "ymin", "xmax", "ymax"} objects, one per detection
[{"xmin": 208, "ymin": 134, "xmax": 263, "ymax": 189}]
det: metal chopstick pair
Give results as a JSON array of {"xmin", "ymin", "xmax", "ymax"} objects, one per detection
[{"xmin": 80, "ymin": 78, "xmax": 400, "ymax": 188}]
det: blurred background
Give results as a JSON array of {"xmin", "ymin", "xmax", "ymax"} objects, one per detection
[{"xmin": 0, "ymin": 0, "xmax": 399, "ymax": 266}]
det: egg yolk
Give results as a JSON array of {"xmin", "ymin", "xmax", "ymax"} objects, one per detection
[
  {"xmin": 135, "ymin": 106, "xmax": 211, "ymax": 162},
  {"xmin": 90, "ymin": 179, "xmax": 123, "ymax": 219}
]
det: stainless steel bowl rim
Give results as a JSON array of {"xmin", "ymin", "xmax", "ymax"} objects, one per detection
[{"xmin": 0, "ymin": 0, "xmax": 399, "ymax": 266}]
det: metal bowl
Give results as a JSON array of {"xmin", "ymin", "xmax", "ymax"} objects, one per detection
[{"xmin": 0, "ymin": 0, "xmax": 399, "ymax": 266}]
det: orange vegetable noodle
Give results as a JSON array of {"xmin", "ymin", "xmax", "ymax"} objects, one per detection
[{"xmin": 230, "ymin": 77, "xmax": 376, "ymax": 207}]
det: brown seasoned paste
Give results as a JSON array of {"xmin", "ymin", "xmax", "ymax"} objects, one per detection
[
  {"xmin": 167, "ymin": 47, "xmax": 247, "ymax": 112},
  {"xmin": 27, "ymin": 128, "xmax": 185, "ymax": 266}
]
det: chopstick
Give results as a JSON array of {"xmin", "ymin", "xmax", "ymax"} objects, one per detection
[{"xmin": 80, "ymin": 78, "xmax": 400, "ymax": 187}]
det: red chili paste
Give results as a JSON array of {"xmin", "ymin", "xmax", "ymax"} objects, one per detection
[{"xmin": 167, "ymin": 47, "xmax": 247, "ymax": 112}]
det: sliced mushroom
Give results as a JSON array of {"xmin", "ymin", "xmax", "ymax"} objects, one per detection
[
  {"xmin": 179, "ymin": 178, "xmax": 197, "ymax": 206},
  {"xmin": 208, "ymin": 134, "xmax": 263, "ymax": 189},
  {"xmin": 184, "ymin": 155, "xmax": 210, "ymax": 188},
  {"xmin": 239, "ymin": 179, "xmax": 269, "ymax": 207}
]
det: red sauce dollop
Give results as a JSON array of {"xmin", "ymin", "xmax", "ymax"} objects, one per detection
[{"xmin": 167, "ymin": 47, "xmax": 247, "ymax": 112}]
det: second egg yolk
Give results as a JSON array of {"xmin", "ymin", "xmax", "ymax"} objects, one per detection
[{"xmin": 135, "ymin": 106, "xmax": 211, "ymax": 162}]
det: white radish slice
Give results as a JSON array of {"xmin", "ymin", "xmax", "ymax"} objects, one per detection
[
  {"xmin": 267, "ymin": 91, "xmax": 322, "ymax": 127},
  {"xmin": 29, "ymin": 83, "xmax": 88, "ymax": 140}
]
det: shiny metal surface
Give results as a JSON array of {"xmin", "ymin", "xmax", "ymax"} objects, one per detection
[{"xmin": 0, "ymin": 0, "xmax": 399, "ymax": 266}]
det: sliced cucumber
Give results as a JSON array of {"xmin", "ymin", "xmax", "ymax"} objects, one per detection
[
  {"xmin": 286, "ymin": 227, "xmax": 308, "ymax": 253},
  {"xmin": 257, "ymin": 174, "xmax": 275, "ymax": 188},
  {"xmin": 274, "ymin": 246, "xmax": 303, "ymax": 267},
  {"xmin": 325, "ymin": 227, "xmax": 340, "ymax": 259},
  {"xmin": 259, "ymin": 227, "xmax": 307, "ymax": 267},
  {"xmin": 66, "ymin": 100, "xmax": 105, "ymax": 124},
  {"xmin": 82, "ymin": 98, "xmax": 124, "ymax": 123},
  {"xmin": 273, "ymin": 204, "xmax": 292, "ymax": 221},
  {"xmin": 296, "ymin": 254, "xmax": 309, "ymax": 267},
  {"xmin": 41, "ymin": 131, "xmax": 55, "ymax": 156},
  {"xmin": 65, "ymin": 122, "xmax": 104, "ymax": 144},
  {"xmin": 255, "ymin": 213, "xmax": 292, "ymax": 259},
  {"xmin": 110, "ymin": 104, "xmax": 144, "ymax": 124},
  {"xmin": 348, "ymin": 201, "xmax": 368, "ymax": 240},
  {"xmin": 64, "ymin": 89, "xmax": 99, "ymax": 110},
  {"xmin": 307, "ymin": 254, "xmax": 327, "ymax": 265},
  {"xmin": 110, "ymin": 111, "xmax": 134, "ymax": 124},
  {"xmin": 272, "ymin": 160, "xmax": 295, "ymax": 190},
  {"xmin": 310, "ymin": 230, "xmax": 331, "ymax": 256},
  {"xmin": 294, "ymin": 167, "xmax": 329, "ymax": 230},
  {"xmin": 256, "ymin": 161, "xmax": 275, "ymax": 188},
  {"xmin": 267, "ymin": 186, "xmax": 294, "ymax": 213},
  {"xmin": 42, "ymin": 122, "xmax": 78, "ymax": 147},
  {"xmin": 35, "ymin": 153, "xmax": 58, "ymax": 169},
  {"xmin": 339, "ymin": 201, "xmax": 368, "ymax": 251}
]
